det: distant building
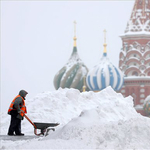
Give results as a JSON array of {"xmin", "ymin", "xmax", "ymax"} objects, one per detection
[{"xmin": 119, "ymin": 0, "xmax": 150, "ymax": 116}]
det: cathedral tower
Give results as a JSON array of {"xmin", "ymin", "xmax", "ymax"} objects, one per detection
[
  {"xmin": 53, "ymin": 22, "xmax": 89, "ymax": 91},
  {"xmin": 119, "ymin": 0, "xmax": 150, "ymax": 115},
  {"xmin": 86, "ymin": 30, "xmax": 124, "ymax": 91}
]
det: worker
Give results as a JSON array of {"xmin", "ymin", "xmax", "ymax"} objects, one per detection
[{"xmin": 7, "ymin": 90, "xmax": 28, "ymax": 136}]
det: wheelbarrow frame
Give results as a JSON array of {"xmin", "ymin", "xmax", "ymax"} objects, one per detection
[{"xmin": 24, "ymin": 114, "xmax": 59, "ymax": 136}]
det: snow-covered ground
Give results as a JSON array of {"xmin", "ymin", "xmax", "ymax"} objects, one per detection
[{"xmin": 1, "ymin": 86, "xmax": 150, "ymax": 150}]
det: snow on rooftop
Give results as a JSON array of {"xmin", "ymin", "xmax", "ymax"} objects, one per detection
[
  {"xmin": 120, "ymin": 31, "xmax": 150, "ymax": 37},
  {"xmin": 124, "ymin": 76, "xmax": 150, "ymax": 80}
]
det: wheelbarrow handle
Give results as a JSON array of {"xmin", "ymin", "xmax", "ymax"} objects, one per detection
[{"xmin": 24, "ymin": 114, "xmax": 37, "ymax": 129}]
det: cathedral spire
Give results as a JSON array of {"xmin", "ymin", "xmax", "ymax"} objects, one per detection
[
  {"xmin": 73, "ymin": 21, "xmax": 77, "ymax": 47},
  {"xmin": 103, "ymin": 29, "xmax": 107, "ymax": 57},
  {"xmin": 125, "ymin": 0, "xmax": 150, "ymax": 33}
]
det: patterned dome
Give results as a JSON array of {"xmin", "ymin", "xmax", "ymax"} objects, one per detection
[
  {"xmin": 53, "ymin": 36, "xmax": 89, "ymax": 92},
  {"xmin": 143, "ymin": 96, "xmax": 150, "ymax": 116},
  {"xmin": 86, "ymin": 42, "xmax": 124, "ymax": 91}
]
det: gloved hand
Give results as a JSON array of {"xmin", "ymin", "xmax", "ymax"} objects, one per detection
[{"xmin": 17, "ymin": 114, "xmax": 23, "ymax": 120}]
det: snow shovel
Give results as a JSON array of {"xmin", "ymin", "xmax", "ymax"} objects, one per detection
[{"xmin": 24, "ymin": 114, "xmax": 59, "ymax": 136}]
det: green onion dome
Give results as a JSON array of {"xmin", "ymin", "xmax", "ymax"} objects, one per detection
[
  {"xmin": 143, "ymin": 95, "xmax": 150, "ymax": 116},
  {"xmin": 53, "ymin": 36, "xmax": 89, "ymax": 91}
]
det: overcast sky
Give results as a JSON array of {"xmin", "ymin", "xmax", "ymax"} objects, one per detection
[{"xmin": 1, "ymin": 1, "xmax": 134, "ymax": 112}]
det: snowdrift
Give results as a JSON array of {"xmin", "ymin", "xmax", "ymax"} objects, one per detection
[{"xmin": 1, "ymin": 86, "xmax": 150, "ymax": 149}]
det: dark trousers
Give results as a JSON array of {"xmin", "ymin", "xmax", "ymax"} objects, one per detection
[{"xmin": 8, "ymin": 111, "xmax": 21, "ymax": 135}]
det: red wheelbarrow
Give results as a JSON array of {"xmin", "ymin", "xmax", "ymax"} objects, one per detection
[{"xmin": 24, "ymin": 114, "xmax": 59, "ymax": 136}]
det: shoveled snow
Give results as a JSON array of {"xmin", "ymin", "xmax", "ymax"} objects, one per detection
[{"xmin": 1, "ymin": 86, "xmax": 150, "ymax": 150}]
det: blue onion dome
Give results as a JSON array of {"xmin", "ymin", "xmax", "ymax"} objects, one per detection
[
  {"xmin": 143, "ymin": 95, "xmax": 150, "ymax": 116},
  {"xmin": 86, "ymin": 30, "xmax": 124, "ymax": 91},
  {"xmin": 53, "ymin": 31, "xmax": 89, "ymax": 92}
]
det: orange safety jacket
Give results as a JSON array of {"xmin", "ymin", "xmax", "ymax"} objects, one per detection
[{"xmin": 8, "ymin": 95, "xmax": 27, "ymax": 117}]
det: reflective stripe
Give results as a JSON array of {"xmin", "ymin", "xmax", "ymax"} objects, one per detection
[
  {"xmin": 8, "ymin": 95, "xmax": 27, "ymax": 116},
  {"xmin": 9, "ymin": 107, "xmax": 16, "ymax": 110},
  {"xmin": 21, "ymin": 110, "xmax": 25, "ymax": 113}
]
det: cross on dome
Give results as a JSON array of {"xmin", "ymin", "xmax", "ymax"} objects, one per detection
[
  {"xmin": 74, "ymin": 21, "xmax": 77, "ymax": 37},
  {"xmin": 103, "ymin": 29, "xmax": 107, "ymax": 43},
  {"xmin": 73, "ymin": 21, "xmax": 77, "ymax": 47},
  {"xmin": 103, "ymin": 29, "xmax": 107, "ymax": 56}
]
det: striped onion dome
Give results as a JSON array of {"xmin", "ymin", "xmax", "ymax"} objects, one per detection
[
  {"xmin": 53, "ymin": 35, "xmax": 89, "ymax": 92},
  {"xmin": 86, "ymin": 39, "xmax": 124, "ymax": 91}
]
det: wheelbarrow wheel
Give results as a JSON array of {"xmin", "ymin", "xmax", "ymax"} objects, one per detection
[
  {"xmin": 34, "ymin": 128, "xmax": 46, "ymax": 136},
  {"xmin": 45, "ymin": 128, "xmax": 55, "ymax": 136}
]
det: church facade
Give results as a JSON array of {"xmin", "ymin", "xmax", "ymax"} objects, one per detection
[{"xmin": 119, "ymin": 0, "xmax": 150, "ymax": 116}]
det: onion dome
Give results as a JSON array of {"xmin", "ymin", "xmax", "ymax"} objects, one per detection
[
  {"xmin": 53, "ymin": 22, "xmax": 89, "ymax": 92},
  {"xmin": 86, "ymin": 30, "xmax": 124, "ymax": 91},
  {"xmin": 143, "ymin": 95, "xmax": 150, "ymax": 116}
]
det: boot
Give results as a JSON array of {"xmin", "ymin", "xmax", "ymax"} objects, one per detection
[
  {"xmin": 8, "ymin": 133, "xmax": 15, "ymax": 136},
  {"xmin": 16, "ymin": 133, "xmax": 24, "ymax": 136}
]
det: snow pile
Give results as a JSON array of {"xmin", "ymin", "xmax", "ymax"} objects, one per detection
[
  {"xmin": 46, "ymin": 110, "xmax": 150, "ymax": 149},
  {"xmin": 1, "ymin": 86, "xmax": 150, "ymax": 149}
]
